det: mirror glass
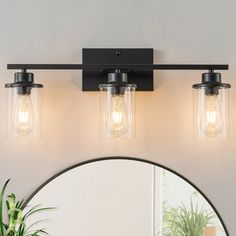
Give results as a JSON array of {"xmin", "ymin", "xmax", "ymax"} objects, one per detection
[{"xmin": 26, "ymin": 158, "xmax": 227, "ymax": 236}]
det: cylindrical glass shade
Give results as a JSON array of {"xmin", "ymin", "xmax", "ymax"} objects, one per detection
[
  {"xmin": 99, "ymin": 85, "xmax": 136, "ymax": 139},
  {"xmin": 6, "ymin": 87, "xmax": 42, "ymax": 139},
  {"xmin": 193, "ymin": 87, "xmax": 230, "ymax": 139}
]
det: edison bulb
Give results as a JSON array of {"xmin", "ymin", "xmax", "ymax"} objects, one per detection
[
  {"xmin": 201, "ymin": 94, "xmax": 222, "ymax": 137},
  {"xmin": 106, "ymin": 95, "xmax": 128, "ymax": 137},
  {"xmin": 13, "ymin": 94, "xmax": 35, "ymax": 136}
]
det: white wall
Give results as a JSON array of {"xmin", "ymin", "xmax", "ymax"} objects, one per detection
[{"xmin": 0, "ymin": 0, "xmax": 235, "ymax": 234}]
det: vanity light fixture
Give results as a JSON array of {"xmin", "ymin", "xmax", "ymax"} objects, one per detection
[
  {"xmin": 6, "ymin": 48, "xmax": 230, "ymax": 139},
  {"xmin": 5, "ymin": 69, "xmax": 43, "ymax": 139},
  {"xmin": 193, "ymin": 71, "xmax": 231, "ymax": 139},
  {"xmin": 99, "ymin": 69, "xmax": 136, "ymax": 138}
]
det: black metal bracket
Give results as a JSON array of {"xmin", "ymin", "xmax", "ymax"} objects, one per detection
[
  {"xmin": 82, "ymin": 48, "xmax": 153, "ymax": 91},
  {"xmin": 7, "ymin": 48, "xmax": 229, "ymax": 91}
]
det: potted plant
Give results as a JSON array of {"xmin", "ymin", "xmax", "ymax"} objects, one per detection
[
  {"xmin": 163, "ymin": 198, "xmax": 215, "ymax": 236},
  {"xmin": 0, "ymin": 180, "xmax": 53, "ymax": 236}
]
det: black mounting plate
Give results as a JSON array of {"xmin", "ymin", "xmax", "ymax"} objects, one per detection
[{"xmin": 82, "ymin": 48, "xmax": 154, "ymax": 91}]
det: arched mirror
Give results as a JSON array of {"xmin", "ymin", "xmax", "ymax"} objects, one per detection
[{"xmin": 25, "ymin": 157, "xmax": 228, "ymax": 236}]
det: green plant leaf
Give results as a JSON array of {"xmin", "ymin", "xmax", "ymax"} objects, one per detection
[
  {"xmin": 0, "ymin": 179, "xmax": 10, "ymax": 236},
  {"xmin": 23, "ymin": 206, "xmax": 55, "ymax": 220},
  {"xmin": 25, "ymin": 219, "xmax": 49, "ymax": 233},
  {"xmin": 163, "ymin": 198, "xmax": 216, "ymax": 236},
  {"xmin": 0, "ymin": 180, "xmax": 55, "ymax": 236}
]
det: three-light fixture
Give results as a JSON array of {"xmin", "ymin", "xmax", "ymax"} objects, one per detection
[{"xmin": 5, "ymin": 48, "xmax": 231, "ymax": 139}]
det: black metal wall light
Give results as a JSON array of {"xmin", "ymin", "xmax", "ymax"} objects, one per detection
[{"xmin": 6, "ymin": 48, "xmax": 230, "ymax": 139}]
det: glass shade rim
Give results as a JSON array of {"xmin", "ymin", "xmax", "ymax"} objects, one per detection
[
  {"xmin": 99, "ymin": 83, "xmax": 137, "ymax": 89},
  {"xmin": 5, "ymin": 83, "xmax": 43, "ymax": 88},
  {"xmin": 192, "ymin": 83, "xmax": 231, "ymax": 89}
]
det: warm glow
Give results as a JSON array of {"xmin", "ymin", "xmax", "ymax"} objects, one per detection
[
  {"xmin": 13, "ymin": 94, "xmax": 35, "ymax": 136},
  {"xmin": 106, "ymin": 95, "xmax": 128, "ymax": 137},
  {"xmin": 19, "ymin": 110, "xmax": 29, "ymax": 124},
  {"xmin": 201, "ymin": 94, "xmax": 222, "ymax": 138},
  {"xmin": 112, "ymin": 110, "xmax": 123, "ymax": 125},
  {"xmin": 206, "ymin": 108, "xmax": 217, "ymax": 124}
]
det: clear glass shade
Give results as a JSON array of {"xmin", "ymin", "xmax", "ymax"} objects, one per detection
[
  {"xmin": 99, "ymin": 85, "xmax": 136, "ymax": 139},
  {"xmin": 6, "ymin": 87, "xmax": 42, "ymax": 139},
  {"xmin": 193, "ymin": 87, "xmax": 230, "ymax": 139}
]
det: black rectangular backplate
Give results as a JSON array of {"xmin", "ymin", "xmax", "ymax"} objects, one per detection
[{"xmin": 82, "ymin": 48, "xmax": 154, "ymax": 91}]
